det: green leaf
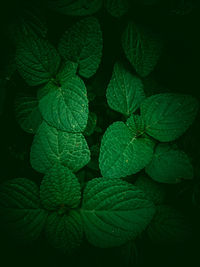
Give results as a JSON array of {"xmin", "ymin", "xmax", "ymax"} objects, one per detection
[
  {"xmin": 141, "ymin": 93, "xmax": 199, "ymax": 142},
  {"xmin": 0, "ymin": 178, "xmax": 47, "ymax": 242},
  {"xmin": 58, "ymin": 17, "xmax": 103, "ymax": 78},
  {"xmin": 106, "ymin": 63, "xmax": 145, "ymax": 116},
  {"xmin": 45, "ymin": 211, "xmax": 83, "ymax": 253},
  {"xmin": 99, "ymin": 121, "xmax": 155, "ymax": 178},
  {"xmin": 134, "ymin": 175, "xmax": 165, "ymax": 205},
  {"xmin": 84, "ymin": 112, "xmax": 97, "ymax": 136},
  {"xmin": 56, "ymin": 60, "xmax": 78, "ymax": 84},
  {"xmin": 30, "ymin": 121, "xmax": 90, "ymax": 174},
  {"xmin": 126, "ymin": 114, "xmax": 145, "ymax": 135},
  {"xmin": 145, "ymin": 143, "xmax": 193, "ymax": 184},
  {"xmin": 81, "ymin": 178, "xmax": 155, "ymax": 247},
  {"xmin": 39, "ymin": 75, "xmax": 89, "ymax": 132},
  {"xmin": 122, "ymin": 22, "xmax": 162, "ymax": 77},
  {"xmin": 16, "ymin": 34, "xmax": 61, "ymax": 86},
  {"xmin": 147, "ymin": 205, "xmax": 192, "ymax": 243},
  {"xmin": 40, "ymin": 163, "xmax": 81, "ymax": 211},
  {"xmin": 48, "ymin": 0, "xmax": 103, "ymax": 16},
  {"xmin": 105, "ymin": 0, "xmax": 129, "ymax": 17},
  {"xmin": 15, "ymin": 97, "xmax": 42, "ymax": 134}
]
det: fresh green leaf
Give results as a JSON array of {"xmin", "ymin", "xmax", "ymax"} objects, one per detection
[
  {"xmin": 45, "ymin": 211, "xmax": 83, "ymax": 253},
  {"xmin": 84, "ymin": 112, "xmax": 97, "ymax": 136},
  {"xmin": 141, "ymin": 93, "xmax": 199, "ymax": 142},
  {"xmin": 39, "ymin": 75, "xmax": 89, "ymax": 132},
  {"xmin": 122, "ymin": 21, "xmax": 162, "ymax": 77},
  {"xmin": 126, "ymin": 114, "xmax": 145, "ymax": 135},
  {"xmin": 105, "ymin": 0, "xmax": 129, "ymax": 17},
  {"xmin": 16, "ymin": 34, "xmax": 61, "ymax": 86},
  {"xmin": 99, "ymin": 121, "xmax": 155, "ymax": 178},
  {"xmin": 40, "ymin": 163, "xmax": 81, "ymax": 211},
  {"xmin": 56, "ymin": 60, "xmax": 78, "ymax": 84},
  {"xmin": 134, "ymin": 175, "xmax": 165, "ymax": 204},
  {"xmin": 106, "ymin": 63, "xmax": 145, "ymax": 116},
  {"xmin": 0, "ymin": 178, "xmax": 47, "ymax": 242},
  {"xmin": 81, "ymin": 178, "xmax": 155, "ymax": 247},
  {"xmin": 58, "ymin": 17, "xmax": 103, "ymax": 78},
  {"xmin": 147, "ymin": 205, "xmax": 192, "ymax": 243},
  {"xmin": 48, "ymin": 0, "xmax": 103, "ymax": 16},
  {"xmin": 145, "ymin": 143, "xmax": 193, "ymax": 184},
  {"xmin": 15, "ymin": 97, "xmax": 42, "ymax": 134},
  {"xmin": 30, "ymin": 121, "xmax": 90, "ymax": 174}
]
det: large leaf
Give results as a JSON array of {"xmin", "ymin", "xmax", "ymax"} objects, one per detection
[
  {"xmin": 134, "ymin": 175, "xmax": 165, "ymax": 205},
  {"xmin": 106, "ymin": 62, "xmax": 145, "ymax": 116},
  {"xmin": 39, "ymin": 76, "xmax": 89, "ymax": 132},
  {"xmin": 122, "ymin": 21, "xmax": 162, "ymax": 77},
  {"xmin": 81, "ymin": 178, "xmax": 155, "ymax": 247},
  {"xmin": 15, "ymin": 97, "xmax": 42, "ymax": 134},
  {"xmin": 105, "ymin": 0, "xmax": 129, "ymax": 17},
  {"xmin": 141, "ymin": 93, "xmax": 199, "ymax": 142},
  {"xmin": 0, "ymin": 178, "xmax": 47, "ymax": 242},
  {"xmin": 45, "ymin": 211, "xmax": 83, "ymax": 253},
  {"xmin": 16, "ymin": 34, "xmax": 61, "ymax": 86},
  {"xmin": 99, "ymin": 121, "xmax": 155, "ymax": 178},
  {"xmin": 145, "ymin": 143, "xmax": 193, "ymax": 184},
  {"xmin": 58, "ymin": 17, "xmax": 103, "ymax": 78},
  {"xmin": 30, "ymin": 121, "xmax": 90, "ymax": 174},
  {"xmin": 48, "ymin": 0, "xmax": 103, "ymax": 16},
  {"xmin": 40, "ymin": 163, "xmax": 81, "ymax": 211},
  {"xmin": 147, "ymin": 205, "xmax": 192, "ymax": 243}
]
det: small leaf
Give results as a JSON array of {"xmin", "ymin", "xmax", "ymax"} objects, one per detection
[
  {"xmin": 145, "ymin": 143, "xmax": 193, "ymax": 184},
  {"xmin": 106, "ymin": 63, "xmax": 145, "ymax": 116},
  {"xmin": 16, "ymin": 34, "xmax": 61, "ymax": 86},
  {"xmin": 147, "ymin": 205, "xmax": 192, "ymax": 243},
  {"xmin": 48, "ymin": 0, "xmax": 103, "ymax": 16},
  {"xmin": 15, "ymin": 97, "xmax": 42, "ymax": 134},
  {"xmin": 0, "ymin": 178, "xmax": 47, "ymax": 242},
  {"xmin": 39, "ymin": 76, "xmax": 89, "ymax": 132},
  {"xmin": 105, "ymin": 0, "xmax": 129, "ymax": 17},
  {"xmin": 99, "ymin": 121, "xmax": 155, "ymax": 178},
  {"xmin": 30, "ymin": 121, "xmax": 90, "ymax": 174},
  {"xmin": 84, "ymin": 112, "xmax": 97, "ymax": 136},
  {"xmin": 81, "ymin": 178, "xmax": 155, "ymax": 247},
  {"xmin": 45, "ymin": 211, "xmax": 83, "ymax": 253},
  {"xmin": 141, "ymin": 93, "xmax": 199, "ymax": 142},
  {"xmin": 40, "ymin": 163, "xmax": 81, "ymax": 211},
  {"xmin": 56, "ymin": 60, "xmax": 78, "ymax": 84},
  {"xmin": 122, "ymin": 22, "xmax": 162, "ymax": 77},
  {"xmin": 134, "ymin": 175, "xmax": 165, "ymax": 205},
  {"xmin": 126, "ymin": 114, "xmax": 145, "ymax": 135},
  {"xmin": 58, "ymin": 17, "xmax": 103, "ymax": 78}
]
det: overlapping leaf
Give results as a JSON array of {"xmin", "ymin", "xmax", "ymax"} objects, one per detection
[
  {"xmin": 16, "ymin": 34, "xmax": 60, "ymax": 86},
  {"xmin": 122, "ymin": 22, "xmax": 162, "ymax": 77},
  {"xmin": 106, "ymin": 63, "xmax": 145, "ymax": 116},
  {"xmin": 0, "ymin": 178, "xmax": 47, "ymax": 242},
  {"xmin": 15, "ymin": 97, "xmax": 42, "ymax": 134},
  {"xmin": 58, "ymin": 17, "xmax": 103, "ymax": 78},
  {"xmin": 30, "ymin": 121, "xmax": 90, "ymax": 174},
  {"xmin": 141, "ymin": 93, "xmax": 199, "ymax": 142},
  {"xmin": 45, "ymin": 211, "xmax": 83, "ymax": 253},
  {"xmin": 40, "ymin": 163, "xmax": 81, "ymax": 211},
  {"xmin": 99, "ymin": 121, "xmax": 155, "ymax": 178},
  {"xmin": 145, "ymin": 144, "xmax": 193, "ymax": 183},
  {"xmin": 39, "ymin": 75, "xmax": 89, "ymax": 132},
  {"xmin": 81, "ymin": 178, "xmax": 155, "ymax": 247}
]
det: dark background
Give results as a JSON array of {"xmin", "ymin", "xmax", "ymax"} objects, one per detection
[{"xmin": 0, "ymin": 0, "xmax": 200, "ymax": 266}]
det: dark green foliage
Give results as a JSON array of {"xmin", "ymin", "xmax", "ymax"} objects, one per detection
[{"xmin": 0, "ymin": 1, "xmax": 199, "ymax": 266}]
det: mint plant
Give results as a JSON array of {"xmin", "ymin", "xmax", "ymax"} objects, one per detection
[{"xmin": 0, "ymin": 1, "xmax": 199, "ymax": 265}]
